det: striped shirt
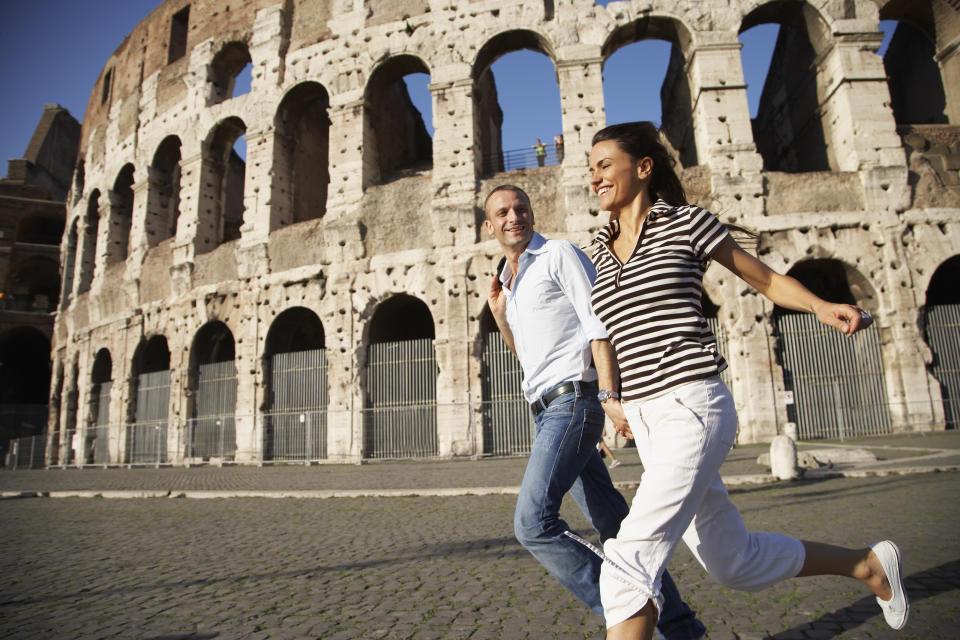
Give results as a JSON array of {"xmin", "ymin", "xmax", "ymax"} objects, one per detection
[{"xmin": 590, "ymin": 200, "xmax": 730, "ymax": 402}]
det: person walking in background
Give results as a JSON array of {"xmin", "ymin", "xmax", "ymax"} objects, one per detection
[
  {"xmin": 554, "ymin": 133, "xmax": 565, "ymax": 164},
  {"xmin": 598, "ymin": 428, "xmax": 620, "ymax": 469},
  {"xmin": 576, "ymin": 121, "xmax": 908, "ymax": 640},
  {"xmin": 532, "ymin": 138, "xmax": 547, "ymax": 166},
  {"xmin": 484, "ymin": 184, "xmax": 706, "ymax": 640}
]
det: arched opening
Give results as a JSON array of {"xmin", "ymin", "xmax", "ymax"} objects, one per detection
[
  {"xmin": 208, "ymin": 41, "xmax": 253, "ymax": 105},
  {"xmin": 923, "ymin": 255, "xmax": 960, "ymax": 428},
  {"xmin": 364, "ymin": 294, "xmax": 437, "ymax": 458},
  {"xmin": 188, "ymin": 321, "xmax": 237, "ymax": 460},
  {"xmin": 774, "ymin": 259, "xmax": 890, "ymax": 439},
  {"xmin": 16, "ymin": 214, "xmax": 64, "ymax": 245},
  {"xmin": 107, "ymin": 164, "xmax": 135, "ymax": 264},
  {"xmin": 4, "ymin": 256, "xmax": 59, "ymax": 312},
  {"xmin": 77, "ymin": 190, "xmax": 99, "ymax": 294},
  {"xmin": 89, "ymin": 348, "xmax": 112, "ymax": 465},
  {"xmin": 880, "ymin": 1, "xmax": 949, "ymax": 125},
  {"xmin": 199, "ymin": 117, "xmax": 246, "ymax": 253},
  {"xmin": 129, "ymin": 335, "xmax": 172, "ymax": 464},
  {"xmin": 0, "ymin": 328, "xmax": 50, "ymax": 463},
  {"xmin": 274, "ymin": 83, "xmax": 331, "ymax": 226},
  {"xmin": 602, "ymin": 19, "xmax": 698, "ymax": 168},
  {"xmin": 263, "ymin": 307, "xmax": 328, "ymax": 461},
  {"xmin": 479, "ymin": 304, "xmax": 532, "ymax": 456},
  {"xmin": 363, "ymin": 55, "xmax": 433, "ymax": 188},
  {"xmin": 473, "ymin": 30, "xmax": 562, "ymax": 175},
  {"xmin": 741, "ymin": 1, "xmax": 833, "ymax": 172},
  {"xmin": 148, "ymin": 136, "xmax": 182, "ymax": 246}
]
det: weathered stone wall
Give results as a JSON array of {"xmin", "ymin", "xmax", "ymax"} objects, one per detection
[{"xmin": 50, "ymin": 0, "xmax": 960, "ymax": 465}]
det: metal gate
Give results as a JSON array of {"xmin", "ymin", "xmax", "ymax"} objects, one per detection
[
  {"xmin": 481, "ymin": 331, "xmax": 534, "ymax": 456},
  {"xmin": 264, "ymin": 349, "xmax": 328, "ymax": 461},
  {"xmin": 705, "ymin": 317, "xmax": 733, "ymax": 392},
  {"xmin": 925, "ymin": 303, "xmax": 960, "ymax": 428},
  {"xmin": 365, "ymin": 338, "xmax": 437, "ymax": 459},
  {"xmin": 128, "ymin": 370, "xmax": 170, "ymax": 464},
  {"xmin": 89, "ymin": 381, "xmax": 111, "ymax": 464},
  {"xmin": 189, "ymin": 361, "xmax": 237, "ymax": 459},
  {"xmin": 776, "ymin": 313, "xmax": 892, "ymax": 439}
]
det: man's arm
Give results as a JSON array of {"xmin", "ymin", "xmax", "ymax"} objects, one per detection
[
  {"xmin": 489, "ymin": 274, "xmax": 519, "ymax": 359},
  {"xmin": 590, "ymin": 338, "xmax": 632, "ymax": 439}
]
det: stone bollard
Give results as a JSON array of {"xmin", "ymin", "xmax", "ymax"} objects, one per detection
[{"xmin": 769, "ymin": 434, "xmax": 801, "ymax": 480}]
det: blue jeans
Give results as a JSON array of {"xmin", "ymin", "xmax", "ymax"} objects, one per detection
[{"xmin": 514, "ymin": 381, "xmax": 706, "ymax": 640}]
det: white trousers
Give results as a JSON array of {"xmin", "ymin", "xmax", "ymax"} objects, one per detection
[{"xmin": 599, "ymin": 377, "xmax": 806, "ymax": 628}]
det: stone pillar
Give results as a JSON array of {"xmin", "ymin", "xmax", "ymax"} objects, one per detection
[
  {"xmin": 429, "ymin": 77, "xmax": 478, "ymax": 247},
  {"xmin": 326, "ymin": 100, "xmax": 366, "ymax": 220},
  {"xmin": 555, "ymin": 54, "xmax": 606, "ymax": 231},
  {"xmin": 433, "ymin": 262, "xmax": 473, "ymax": 456},
  {"xmin": 166, "ymin": 336, "xmax": 188, "ymax": 464},
  {"xmin": 817, "ymin": 25, "xmax": 903, "ymax": 172},
  {"xmin": 170, "ymin": 152, "xmax": 203, "ymax": 295},
  {"xmin": 233, "ymin": 309, "xmax": 260, "ymax": 463},
  {"xmin": 686, "ymin": 37, "xmax": 765, "ymax": 221},
  {"xmin": 237, "ymin": 127, "xmax": 273, "ymax": 280},
  {"xmin": 324, "ymin": 271, "xmax": 361, "ymax": 461},
  {"xmin": 251, "ymin": 6, "xmax": 285, "ymax": 90}
]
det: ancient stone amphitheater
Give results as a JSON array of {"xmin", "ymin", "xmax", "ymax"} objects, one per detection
[{"xmin": 48, "ymin": 0, "xmax": 960, "ymax": 466}]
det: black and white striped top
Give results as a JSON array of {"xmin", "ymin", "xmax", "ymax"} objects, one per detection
[{"xmin": 590, "ymin": 200, "xmax": 730, "ymax": 402}]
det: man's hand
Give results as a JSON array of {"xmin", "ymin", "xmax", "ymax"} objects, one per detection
[
  {"xmin": 489, "ymin": 274, "xmax": 508, "ymax": 321},
  {"xmin": 601, "ymin": 399, "xmax": 633, "ymax": 439}
]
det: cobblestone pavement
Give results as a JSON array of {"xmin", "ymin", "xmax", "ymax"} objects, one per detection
[{"xmin": 1, "ymin": 472, "xmax": 958, "ymax": 640}]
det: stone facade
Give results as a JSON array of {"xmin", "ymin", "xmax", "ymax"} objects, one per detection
[{"xmin": 51, "ymin": 0, "xmax": 960, "ymax": 465}]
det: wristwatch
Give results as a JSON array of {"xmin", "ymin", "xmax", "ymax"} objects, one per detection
[{"xmin": 597, "ymin": 390, "xmax": 620, "ymax": 403}]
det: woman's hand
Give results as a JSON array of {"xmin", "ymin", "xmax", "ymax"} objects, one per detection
[
  {"xmin": 601, "ymin": 399, "xmax": 633, "ymax": 439},
  {"xmin": 814, "ymin": 302, "xmax": 871, "ymax": 336}
]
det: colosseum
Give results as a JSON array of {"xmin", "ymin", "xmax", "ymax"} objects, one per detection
[{"xmin": 45, "ymin": 0, "xmax": 960, "ymax": 467}]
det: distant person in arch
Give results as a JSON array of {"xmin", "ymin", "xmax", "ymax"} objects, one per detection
[
  {"xmin": 554, "ymin": 133, "xmax": 565, "ymax": 164},
  {"xmin": 484, "ymin": 184, "xmax": 706, "ymax": 640},
  {"xmin": 532, "ymin": 138, "xmax": 547, "ymax": 167},
  {"xmin": 575, "ymin": 121, "xmax": 905, "ymax": 639}
]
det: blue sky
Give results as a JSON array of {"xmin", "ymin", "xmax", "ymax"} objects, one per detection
[{"xmin": 0, "ymin": 1, "xmax": 895, "ymax": 178}]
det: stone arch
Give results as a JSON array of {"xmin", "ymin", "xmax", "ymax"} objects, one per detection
[
  {"xmin": 922, "ymin": 254, "xmax": 960, "ymax": 427},
  {"xmin": 5, "ymin": 255, "xmax": 59, "ymax": 313},
  {"xmin": 77, "ymin": 190, "xmax": 100, "ymax": 294},
  {"xmin": 188, "ymin": 321, "xmax": 238, "ymax": 460},
  {"xmin": 740, "ymin": 0, "xmax": 835, "ymax": 172},
  {"xmin": 148, "ymin": 135, "xmax": 182, "ymax": 246},
  {"xmin": 472, "ymin": 29, "xmax": 558, "ymax": 175},
  {"xmin": 129, "ymin": 334, "xmax": 172, "ymax": 462},
  {"xmin": 880, "ymin": 0, "xmax": 949, "ymax": 124},
  {"xmin": 778, "ymin": 258, "xmax": 879, "ymax": 313},
  {"xmin": 199, "ymin": 117, "xmax": 247, "ymax": 252},
  {"xmin": 601, "ymin": 16, "xmax": 698, "ymax": 167},
  {"xmin": 107, "ymin": 163, "xmax": 135, "ymax": 265},
  {"xmin": 363, "ymin": 55, "xmax": 433, "ymax": 189},
  {"xmin": 208, "ymin": 41, "xmax": 253, "ymax": 105},
  {"xmin": 273, "ymin": 82, "xmax": 331, "ymax": 226},
  {"xmin": 363, "ymin": 293, "xmax": 437, "ymax": 458},
  {"xmin": 89, "ymin": 347, "xmax": 113, "ymax": 429}
]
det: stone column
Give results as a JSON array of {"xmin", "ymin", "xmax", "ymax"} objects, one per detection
[
  {"xmin": 170, "ymin": 152, "xmax": 203, "ymax": 296},
  {"xmin": 429, "ymin": 76, "xmax": 478, "ymax": 247},
  {"xmin": 817, "ymin": 25, "xmax": 903, "ymax": 172},
  {"xmin": 232, "ymin": 309, "xmax": 260, "ymax": 463},
  {"xmin": 433, "ymin": 261, "xmax": 473, "ymax": 456},
  {"xmin": 237, "ymin": 126, "xmax": 272, "ymax": 280},
  {"xmin": 325, "ymin": 100, "xmax": 366, "ymax": 221},
  {"xmin": 324, "ymin": 271, "xmax": 361, "ymax": 461},
  {"xmin": 555, "ymin": 54, "xmax": 606, "ymax": 232}
]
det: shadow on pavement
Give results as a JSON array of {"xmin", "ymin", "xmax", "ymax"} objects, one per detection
[{"xmin": 768, "ymin": 558, "xmax": 960, "ymax": 639}]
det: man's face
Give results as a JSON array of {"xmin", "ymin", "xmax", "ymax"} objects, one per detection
[{"xmin": 484, "ymin": 190, "xmax": 535, "ymax": 251}]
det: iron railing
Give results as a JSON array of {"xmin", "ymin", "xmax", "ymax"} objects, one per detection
[{"xmin": 482, "ymin": 145, "xmax": 562, "ymax": 175}]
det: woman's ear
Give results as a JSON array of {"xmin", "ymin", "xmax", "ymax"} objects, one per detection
[{"xmin": 636, "ymin": 156, "xmax": 654, "ymax": 181}]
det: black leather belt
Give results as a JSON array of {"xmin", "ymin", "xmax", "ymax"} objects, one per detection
[{"xmin": 531, "ymin": 382, "xmax": 578, "ymax": 416}]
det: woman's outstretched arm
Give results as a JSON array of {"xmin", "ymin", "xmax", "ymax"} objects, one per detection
[{"xmin": 710, "ymin": 235, "xmax": 867, "ymax": 336}]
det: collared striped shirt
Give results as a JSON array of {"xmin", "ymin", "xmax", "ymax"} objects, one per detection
[{"xmin": 590, "ymin": 200, "xmax": 730, "ymax": 402}]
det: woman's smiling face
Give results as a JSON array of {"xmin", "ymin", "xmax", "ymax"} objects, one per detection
[{"xmin": 588, "ymin": 139, "xmax": 650, "ymax": 211}]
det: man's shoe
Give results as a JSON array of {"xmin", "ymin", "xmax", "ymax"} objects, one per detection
[
  {"xmin": 608, "ymin": 459, "xmax": 621, "ymax": 469},
  {"xmin": 871, "ymin": 540, "xmax": 908, "ymax": 630}
]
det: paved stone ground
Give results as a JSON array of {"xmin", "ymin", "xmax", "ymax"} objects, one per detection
[{"xmin": 1, "ymin": 472, "xmax": 958, "ymax": 640}]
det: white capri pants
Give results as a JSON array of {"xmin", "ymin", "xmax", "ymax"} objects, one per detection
[{"xmin": 599, "ymin": 376, "xmax": 806, "ymax": 628}]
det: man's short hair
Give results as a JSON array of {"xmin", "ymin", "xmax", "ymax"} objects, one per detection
[{"xmin": 483, "ymin": 184, "xmax": 532, "ymax": 214}]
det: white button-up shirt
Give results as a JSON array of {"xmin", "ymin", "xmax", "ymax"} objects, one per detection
[{"xmin": 499, "ymin": 232, "xmax": 609, "ymax": 403}]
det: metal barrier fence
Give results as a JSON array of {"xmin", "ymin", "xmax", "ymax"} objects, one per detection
[
  {"xmin": 926, "ymin": 303, "xmax": 960, "ymax": 429},
  {"xmin": 262, "ymin": 409, "xmax": 327, "ymax": 462},
  {"xmin": 365, "ymin": 338, "xmax": 438, "ymax": 459},
  {"xmin": 482, "ymin": 145, "xmax": 562, "ymax": 175},
  {"xmin": 776, "ymin": 313, "xmax": 892, "ymax": 440},
  {"xmin": 4, "ymin": 434, "xmax": 45, "ymax": 469},
  {"xmin": 128, "ymin": 420, "xmax": 168, "ymax": 465},
  {"xmin": 186, "ymin": 415, "xmax": 236, "ymax": 462},
  {"xmin": 481, "ymin": 331, "xmax": 534, "ymax": 456}
]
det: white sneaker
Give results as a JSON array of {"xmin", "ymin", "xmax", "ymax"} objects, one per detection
[
  {"xmin": 871, "ymin": 540, "xmax": 908, "ymax": 630},
  {"xmin": 608, "ymin": 459, "xmax": 621, "ymax": 469}
]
